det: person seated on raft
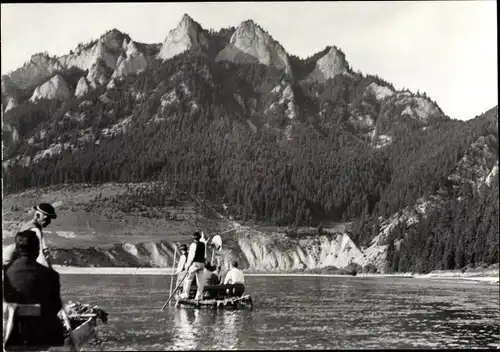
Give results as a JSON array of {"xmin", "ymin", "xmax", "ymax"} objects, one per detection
[
  {"xmin": 223, "ymin": 261, "xmax": 245, "ymax": 297},
  {"xmin": 200, "ymin": 261, "xmax": 245, "ymax": 299},
  {"xmin": 201, "ymin": 263, "xmax": 220, "ymax": 299},
  {"xmin": 3, "ymin": 230, "xmax": 65, "ymax": 347},
  {"xmin": 204, "ymin": 263, "xmax": 220, "ymax": 286},
  {"xmin": 217, "ymin": 264, "xmax": 229, "ymax": 284}
]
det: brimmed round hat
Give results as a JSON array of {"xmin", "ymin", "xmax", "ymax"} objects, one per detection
[{"xmin": 34, "ymin": 203, "xmax": 57, "ymax": 219}]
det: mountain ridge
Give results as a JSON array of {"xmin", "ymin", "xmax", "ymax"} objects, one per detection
[{"xmin": 1, "ymin": 14, "xmax": 497, "ymax": 273}]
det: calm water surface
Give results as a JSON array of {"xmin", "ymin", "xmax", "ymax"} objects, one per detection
[{"xmin": 60, "ymin": 275, "xmax": 499, "ymax": 350}]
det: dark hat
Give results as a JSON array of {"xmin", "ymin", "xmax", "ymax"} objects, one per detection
[
  {"xmin": 34, "ymin": 203, "xmax": 57, "ymax": 219},
  {"xmin": 192, "ymin": 231, "xmax": 201, "ymax": 240}
]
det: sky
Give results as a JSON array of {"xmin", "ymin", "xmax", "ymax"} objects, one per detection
[{"xmin": 1, "ymin": 1, "xmax": 497, "ymax": 120}]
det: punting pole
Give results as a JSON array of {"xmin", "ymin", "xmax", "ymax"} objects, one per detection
[
  {"xmin": 168, "ymin": 245, "xmax": 178, "ymax": 306},
  {"xmin": 161, "ymin": 270, "xmax": 189, "ymax": 311}
]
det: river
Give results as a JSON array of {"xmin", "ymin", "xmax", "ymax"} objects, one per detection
[{"xmin": 60, "ymin": 274, "xmax": 499, "ymax": 350}]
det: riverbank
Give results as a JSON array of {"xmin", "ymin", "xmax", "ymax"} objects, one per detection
[{"xmin": 52, "ymin": 265, "xmax": 499, "ymax": 284}]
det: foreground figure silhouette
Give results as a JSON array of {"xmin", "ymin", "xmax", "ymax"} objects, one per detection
[{"xmin": 3, "ymin": 230, "xmax": 65, "ymax": 347}]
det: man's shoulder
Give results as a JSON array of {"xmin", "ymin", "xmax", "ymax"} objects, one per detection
[
  {"xmin": 20, "ymin": 219, "xmax": 38, "ymax": 230},
  {"xmin": 20, "ymin": 221, "xmax": 43, "ymax": 237}
]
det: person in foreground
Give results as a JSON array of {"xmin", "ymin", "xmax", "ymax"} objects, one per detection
[
  {"xmin": 3, "ymin": 203, "xmax": 57, "ymax": 269},
  {"xmin": 223, "ymin": 261, "xmax": 245, "ymax": 297},
  {"xmin": 180, "ymin": 232, "xmax": 206, "ymax": 301},
  {"xmin": 3, "ymin": 230, "xmax": 65, "ymax": 347}
]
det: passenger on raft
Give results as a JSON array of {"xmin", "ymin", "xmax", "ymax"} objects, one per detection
[
  {"xmin": 223, "ymin": 261, "xmax": 245, "ymax": 297},
  {"xmin": 201, "ymin": 263, "xmax": 220, "ymax": 299},
  {"xmin": 204, "ymin": 263, "xmax": 220, "ymax": 286}
]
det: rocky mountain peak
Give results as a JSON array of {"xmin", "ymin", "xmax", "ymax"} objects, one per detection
[
  {"xmin": 216, "ymin": 19, "xmax": 292, "ymax": 77},
  {"xmin": 5, "ymin": 53, "xmax": 64, "ymax": 90},
  {"xmin": 99, "ymin": 28, "xmax": 129, "ymax": 51},
  {"xmin": 305, "ymin": 46, "xmax": 349, "ymax": 82},
  {"xmin": 180, "ymin": 13, "xmax": 196, "ymax": 26},
  {"xmin": 156, "ymin": 14, "xmax": 208, "ymax": 61}
]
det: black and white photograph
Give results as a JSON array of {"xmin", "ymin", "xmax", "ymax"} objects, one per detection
[{"xmin": 1, "ymin": 1, "xmax": 498, "ymax": 350}]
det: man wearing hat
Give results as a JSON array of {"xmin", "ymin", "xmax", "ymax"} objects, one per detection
[
  {"xmin": 3, "ymin": 203, "xmax": 57, "ymax": 269},
  {"xmin": 180, "ymin": 232, "xmax": 206, "ymax": 300}
]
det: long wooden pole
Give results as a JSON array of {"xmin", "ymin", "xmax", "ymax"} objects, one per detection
[
  {"xmin": 168, "ymin": 246, "xmax": 178, "ymax": 305},
  {"xmin": 161, "ymin": 271, "xmax": 189, "ymax": 311}
]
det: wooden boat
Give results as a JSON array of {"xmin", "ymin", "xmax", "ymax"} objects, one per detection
[
  {"xmin": 175, "ymin": 294, "xmax": 254, "ymax": 310},
  {"xmin": 3, "ymin": 303, "xmax": 101, "ymax": 352}
]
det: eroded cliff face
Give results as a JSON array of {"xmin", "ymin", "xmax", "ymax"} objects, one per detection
[
  {"xmin": 50, "ymin": 241, "xmax": 177, "ymax": 267},
  {"xmin": 45, "ymin": 227, "xmax": 374, "ymax": 272},
  {"xmin": 224, "ymin": 228, "xmax": 366, "ymax": 271}
]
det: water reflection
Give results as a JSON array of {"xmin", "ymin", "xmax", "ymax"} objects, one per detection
[
  {"xmin": 171, "ymin": 309, "xmax": 200, "ymax": 350},
  {"xmin": 211, "ymin": 311, "xmax": 240, "ymax": 349}
]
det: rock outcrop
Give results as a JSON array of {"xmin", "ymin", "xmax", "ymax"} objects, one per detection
[
  {"xmin": 5, "ymin": 29, "xmax": 156, "ymax": 92},
  {"xmin": 156, "ymin": 14, "xmax": 208, "ymax": 61},
  {"xmin": 59, "ymin": 29, "xmax": 129, "ymax": 72},
  {"xmin": 87, "ymin": 61, "xmax": 111, "ymax": 87},
  {"xmin": 267, "ymin": 81, "xmax": 297, "ymax": 121},
  {"xmin": 394, "ymin": 93, "xmax": 444, "ymax": 122},
  {"xmin": 216, "ymin": 20, "xmax": 292, "ymax": 77},
  {"xmin": 366, "ymin": 82, "xmax": 394, "ymax": 100},
  {"xmin": 74, "ymin": 77, "xmax": 91, "ymax": 98},
  {"xmin": 4, "ymin": 53, "xmax": 64, "ymax": 90},
  {"xmin": 4, "ymin": 97, "xmax": 18, "ymax": 112},
  {"xmin": 30, "ymin": 74, "xmax": 71, "ymax": 102},
  {"xmin": 112, "ymin": 40, "xmax": 148, "ymax": 78},
  {"xmin": 305, "ymin": 46, "xmax": 349, "ymax": 82}
]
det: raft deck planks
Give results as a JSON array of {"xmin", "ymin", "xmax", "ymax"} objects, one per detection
[{"xmin": 175, "ymin": 295, "xmax": 253, "ymax": 309}]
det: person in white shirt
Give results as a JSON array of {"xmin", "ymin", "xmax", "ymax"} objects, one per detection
[
  {"xmin": 175, "ymin": 244, "xmax": 188, "ymax": 286},
  {"xmin": 180, "ymin": 232, "xmax": 206, "ymax": 300},
  {"xmin": 223, "ymin": 261, "xmax": 245, "ymax": 297},
  {"xmin": 176, "ymin": 245, "xmax": 188, "ymax": 274}
]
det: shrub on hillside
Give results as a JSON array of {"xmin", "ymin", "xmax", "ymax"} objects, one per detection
[{"xmin": 362, "ymin": 263, "xmax": 379, "ymax": 273}]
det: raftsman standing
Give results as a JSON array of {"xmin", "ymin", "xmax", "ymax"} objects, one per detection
[
  {"xmin": 180, "ymin": 232, "xmax": 206, "ymax": 300},
  {"xmin": 3, "ymin": 203, "xmax": 57, "ymax": 269}
]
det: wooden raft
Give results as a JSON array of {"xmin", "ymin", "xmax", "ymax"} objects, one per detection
[{"xmin": 175, "ymin": 295, "xmax": 253, "ymax": 309}]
